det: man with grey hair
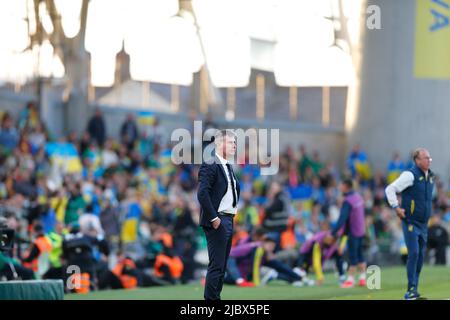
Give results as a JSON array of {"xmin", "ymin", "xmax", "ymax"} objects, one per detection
[
  {"xmin": 197, "ymin": 129, "xmax": 240, "ymax": 300},
  {"xmin": 385, "ymin": 148, "xmax": 434, "ymax": 300}
]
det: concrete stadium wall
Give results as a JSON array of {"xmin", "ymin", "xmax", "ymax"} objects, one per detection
[
  {"xmin": 0, "ymin": 90, "xmax": 35, "ymax": 117},
  {"xmin": 347, "ymin": 0, "xmax": 450, "ymax": 180},
  {"xmin": 0, "ymin": 86, "xmax": 67, "ymax": 138}
]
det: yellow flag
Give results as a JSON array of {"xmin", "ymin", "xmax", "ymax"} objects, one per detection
[
  {"xmin": 121, "ymin": 219, "xmax": 138, "ymax": 243},
  {"xmin": 415, "ymin": 0, "xmax": 450, "ymax": 78}
]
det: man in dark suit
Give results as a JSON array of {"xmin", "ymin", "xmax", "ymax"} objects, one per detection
[{"xmin": 197, "ymin": 129, "xmax": 240, "ymax": 301}]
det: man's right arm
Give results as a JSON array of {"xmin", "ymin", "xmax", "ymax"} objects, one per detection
[
  {"xmin": 197, "ymin": 163, "xmax": 219, "ymax": 223},
  {"xmin": 331, "ymin": 201, "xmax": 351, "ymax": 237},
  {"xmin": 384, "ymin": 171, "xmax": 414, "ymax": 208}
]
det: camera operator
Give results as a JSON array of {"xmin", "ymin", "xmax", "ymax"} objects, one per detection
[
  {"xmin": 62, "ymin": 221, "xmax": 115, "ymax": 292},
  {"xmin": 0, "ymin": 216, "xmax": 34, "ymax": 280}
]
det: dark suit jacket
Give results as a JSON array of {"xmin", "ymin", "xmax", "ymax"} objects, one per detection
[{"xmin": 197, "ymin": 156, "xmax": 240, "ymax": 227}]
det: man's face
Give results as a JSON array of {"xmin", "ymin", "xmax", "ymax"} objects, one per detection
[
  {"xmin": 416, "ymin": 150, "xmax": 432, "ymax": 172},
  {"xmin": 220, "ymin": 135, "xmax": 236, "ymax": 159}
]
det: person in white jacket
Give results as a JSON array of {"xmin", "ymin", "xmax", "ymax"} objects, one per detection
[{"xmin": 385, "ymin": 148, "xmax": 434, "ymax": 300}]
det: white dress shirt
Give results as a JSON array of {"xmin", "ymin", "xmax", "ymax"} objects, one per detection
[
  {"xmin": 385, "ymin": 171, "xmax": 425, "ymax": 208},
  {"xmin": 211, "ymin": 153, "xmax": 238, "ymax": 222}
]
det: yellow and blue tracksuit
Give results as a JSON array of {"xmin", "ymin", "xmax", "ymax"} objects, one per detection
[{"xmin": 397, "ymin": 166, "xmax": 434, "ymax": 292}]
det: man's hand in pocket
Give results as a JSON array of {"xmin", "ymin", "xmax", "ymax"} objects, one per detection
[
  {"xmin": 212, "ymin": 218, "xmax": 221, "ymax": 229},
  {"xmin": 395, "ymin": 207, "xmax": 406, "ymax": 219}
]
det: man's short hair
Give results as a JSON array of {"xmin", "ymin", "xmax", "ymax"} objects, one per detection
[
  {"xmin": 214, "ymin": 129, "xmax": 236, "ymax": 146},
  {"xmin": 342, "ymin": 178, "xmax": 353, "ymax": 189},
  {"xmin": 412, "ymin": 148, "xmax": 427, "ymax": 162}
]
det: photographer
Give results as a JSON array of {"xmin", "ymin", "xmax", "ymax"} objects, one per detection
[
  {"xmin": 62, "ymin": 222, "xmax": 113, "ymax": 292},
  {"xmin": 0, "ymin": 217, "xmax": 34, "ymax": 280}
]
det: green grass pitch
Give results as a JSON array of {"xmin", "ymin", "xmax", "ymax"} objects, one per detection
[{"xmin": 65, "ymin": 266, "xmax": 450, "ymax": 300}]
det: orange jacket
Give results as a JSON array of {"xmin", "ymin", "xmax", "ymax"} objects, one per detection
[
  {"xmin": 280, "ymin": 217, "xmax": 297, "ymax": 249},
  {"xmin": 113, "ymin": 258, "xmax": 138, "ymax": 289},
  {"xmin": 154, "ymin": 254, "xmax": 183, "ymax": 279},
  {"xmin": 23, "ymin": 236, "xmax": 52, "ymax": 272}
]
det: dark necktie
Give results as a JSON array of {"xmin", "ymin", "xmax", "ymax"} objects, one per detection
[{"xmin": 226, "ymin": 163, "xmax": 237, "ymax": 207}]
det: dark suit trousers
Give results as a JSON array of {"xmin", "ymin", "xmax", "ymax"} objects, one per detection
[{"xmin": 203, "ymin": 214, "xmax": 234, "ymax": 300}]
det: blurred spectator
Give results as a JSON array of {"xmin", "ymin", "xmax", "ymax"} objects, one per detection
[
  {"xmin": 18, "ymin": 101, "xmax": 40, "ymax": 131},
  {"xmin": 173, "ymin": 197, "xmax": 198, "ymax": 283},
  {"xmin": 65, "ymin": 182, "xmax": 86, "ymax": 226},
  {"xmin": 262, "ymin": 182, "xmax": 289, "ymax": 250},
  {"xmin": 0, "ymin": 113, "xmax": 19, "ymax": 155},
  {"xmin": 141, "ymin": 117, "xmax": 167, "ymax": 157},
  {"xmin": 296, "ymin": 229, "xmax": 346, "ymax": 285},
  {"xmin": 152, "ymin": 226, "xmax": 183, "ymax": 284},
  {"xmin": 427, "ymin": 214, "xmax": 448, "ymax": 265},
  {"xmin": 298, "ymin": 145, "xmax": 311, "ymax": 180},
  {"xmin": 236, "ymin": 193, "xmax": 259, "ymax": 232},
  {"xmin": 99, "ymin": 190, "xmax": 120, "ymax": 244},
  {"xmin": 387, "ymin": 152, "xmax": 406, "ymax": 184},
  {"xmin": 226, "ymin": 236, "xmax": 305, "ymax": 287},
  {"xmin": 28, "ymin": 123, "xmax": 47, "ymax": 155},
  {"xmin": 22, "ymin": 223, "xmax": 52, "ymax": 277},
  {"xmin": 101, "ymin": 139, "xmax": 119, "ymax": 169},
  {"xmin": 87, "ymin": 108, "xmax": 106, "ymax": 148},
  {"xmin": 347, "ymin": 144, "xmax": 372, "ymax": 182},
  {"xmin": 120, "ymin": 113, "xmax": 139, "ymax": 152},
  {"xmin": 62, "ymin": 223, "xmax": 111, "ymax": 292}
]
